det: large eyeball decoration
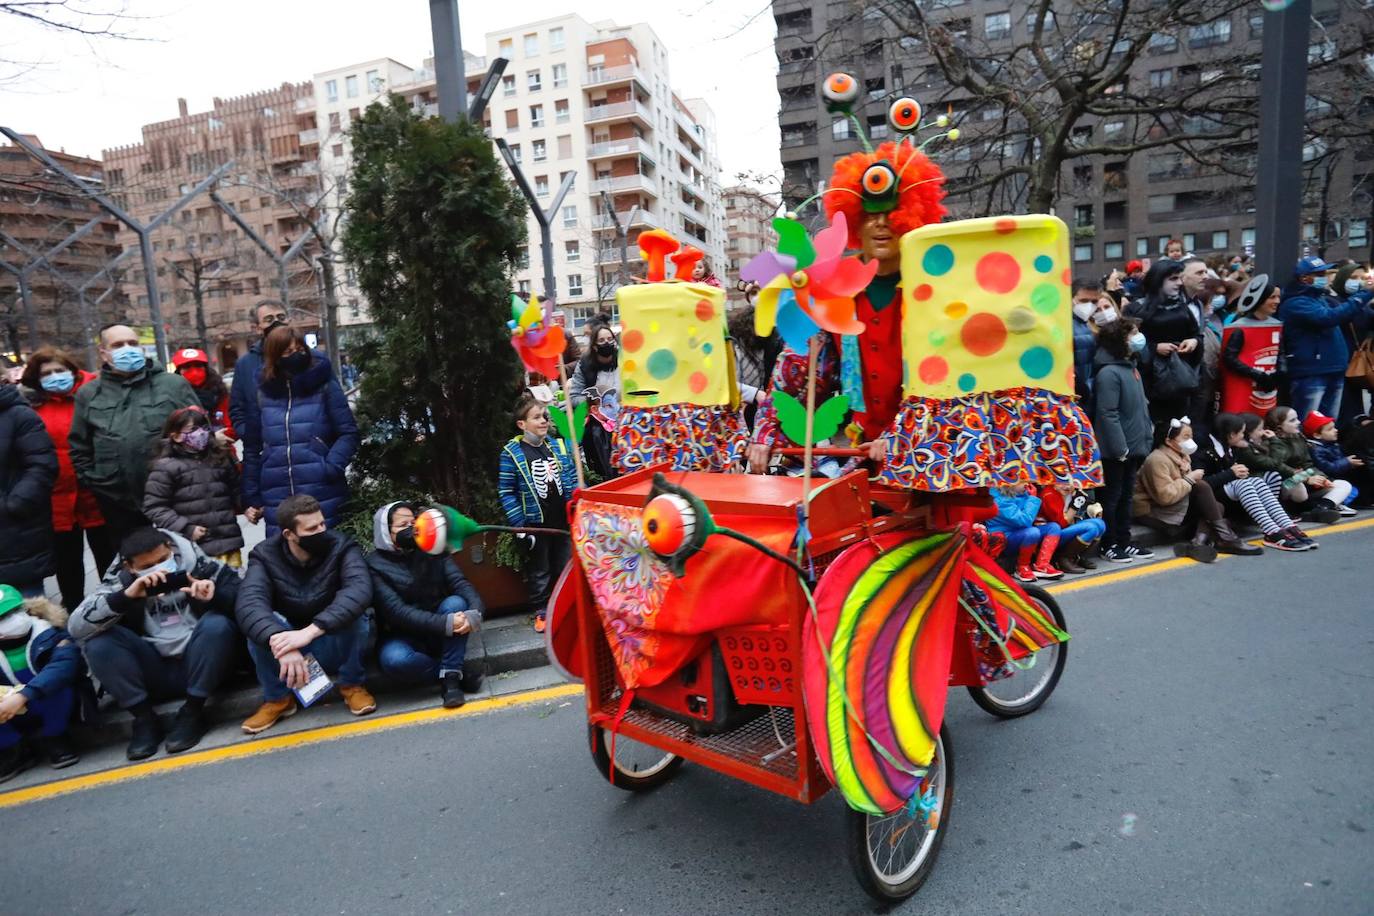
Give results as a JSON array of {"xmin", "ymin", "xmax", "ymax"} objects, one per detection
[
  {"xmin": 888, "ymin": 97, "xmax": 922, "ymax": 134},
  {"xmin": 642, "ymin": 493, "xmax": 696, "ymax": 559},
  {"xmin": 860, "ymin": 161, "xmax": 900, "ymax": 213},
  {"xmin": 413, "ymin": 508, "xmax": 449, "ymax": 555},
  {"xmin": 822, "ymin": 72, "xmax": 860, "ymax": 114}
]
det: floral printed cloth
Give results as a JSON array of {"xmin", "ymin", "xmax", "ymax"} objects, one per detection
[{"xmin": 612, "ymin": 403, "xmax": 748, "ymax": 473}]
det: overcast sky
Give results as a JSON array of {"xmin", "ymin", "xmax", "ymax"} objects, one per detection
[{"xmin": 1, "ymin": 0, "xmax": 782, "ymax": 186}]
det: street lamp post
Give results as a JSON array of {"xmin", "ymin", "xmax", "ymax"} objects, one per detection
[
  {"xmin": 428, "ymin": 0, "xmax": 468, "ymax": 123},
  {"xmin": 495, "ymin": 139, "xmax": 576, "ymax": 306},
  {"xmin": 1253, "ymin": 0, "xmax": 1312, "ymax": 287}
]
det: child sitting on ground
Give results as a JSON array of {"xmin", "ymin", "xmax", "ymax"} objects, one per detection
[
  {"xmin": 987, "ymin": 483, "xmax": 1064, "ymax": 583},
  {"xmin": 1038, "ymin": 483, "xmax": 1105, "ymax": 575},
  {"xmin": 1266, "ymin": 406, "xmax": 1356, "ymax": 520},
  {"xmin": 143, "ymin": 406, "xmax": 245, "ymax": 567},
  {"xmin": 1201, "ymin": 413, "xmax": 1315, "ymax": 552},
  {"xmin": 1305, "ymin": 410, "xmax": 1372, "ymax": 509},
  {"xmin": 0, "ymin": 586, "xmax": 83, "ymax": 782}
]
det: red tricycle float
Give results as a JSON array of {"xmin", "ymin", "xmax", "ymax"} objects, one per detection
[{"xmin": 533, "ymin": 73, "xmax": 1102, "ymax": 903}]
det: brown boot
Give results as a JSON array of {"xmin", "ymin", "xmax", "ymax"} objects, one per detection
[
  {"xmin": 1054, "ymin": 538, "xmax": 1087, "ymax": 574},
  {"xmin": 241, "ymin": 696, "xmax": 297, "ymax": 735},
  {"xmin": 1172, "ymin": 527, "xmax": 1217, "ymax": 564},
  {"xmin": 339, "ymin": 685, "xmax": 377, "ymax": 716},
  {"xmin": 1210, "ymin": 518, "xmax": 1263, "ymax": 556}
]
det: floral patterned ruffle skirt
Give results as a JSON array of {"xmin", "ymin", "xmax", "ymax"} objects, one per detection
[
  {"xmin": 878, "ymin": 387, "xmax": 1103, "ymax": 492},
  {"xmin": 612, "ymin": 404, "xmax": 748, "ymax": 473}
]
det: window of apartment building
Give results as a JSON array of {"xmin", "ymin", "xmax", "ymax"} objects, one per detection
[
  {"xmin": 337, "ymin": 176, "xmax": 349, "ymax": 196},
  {"xmin": 1249, "ymin": 13, "xmax": 1264, "ymax": 37},
  {"xmin": 1153, "ymin": 235, "xmax": 1170, "ymax": 253},
  {"xmin": 1348, "ymin": 220, "xmax": 1368, "ymax": 249},
  {"xmin": 1104, "ymin": 161, "xmax": 1128, "ymax": 191},
  {"xmin": 1025, "ymin": 6, "xmax": 1055, "ymax": 30},
  {"xmin": 367, "ymin": 69, "xmax": 381, "ymax": 92},
  {"xmin": 325, "ymin": 79, "xmax": 338, "ymax": 102},
  {"xmin": 549, "ymin": 26, "xmax": 565, "ymax": 50},
  {"xmin": 867, "ymin": 115, "xmax": 889, "ymax": 139},
  {"xmin": 499, "ymin": 38, "xmax": 514, "ymax": 58},
  {"xmin": 1210, "ymin": 231, "xmax": 1229, "ymax": 250},
  {"xmin": 346, "ymin": 75, "xmax": 359, "ymax": 98},
  {"xmin": 1136, "ymin": 238, "xmax": 1150, "ymax": 256},
  {"xmin": 565, "ymin": 239, "xmax": 580, "ymax": 262},
  {"xmin": 1149, "ymin": 68, "xmax": 1173, "ymax": 88},
  {"xmin": 1070, "ymin": 125, "xmax": 1093, "ymax": 146},
  {"xmin": 508, "ymin": 142, "xmax": 521, "ymax": 162},
  {"xmin": 1188, "ymin": 19, "xmax": 1231, "ymax": 49},
  {"xmin": 774, "ymin": 8, "xmax": 811, "ymax": 34},
  {"xmin": 502, "ymin": 74, "xmax": 516, "ymax": 97},
  {"xmin": 527, "ymin": 69, "xmax": 542, "ymax": 92},
  {"xmin": 832, "ymin": 120, "xmax": 853, "ymax": 141},
  {"xmin": 562, "ymin": 204, "xmax": 578, "ymax": 228},
  {"xmin": 518, "ymin": 279, "xmax": 531, "ymax": 294},
  {"xmin": 349, "ymin": 107, "xmax": 360, "ymax": 120},
  {"xmin": 555, "ymin": 99, "xmax": 570, "ymax": 123},
  {"xmin": 1308, "ymin": 38, "xmax": 1337, "ymax": 64},
  {"xmin": 332, "ymin": 143, "xmax": 344, "ymax": 158},
  {"xmin": 559, "ymin": 170, "xmax": 573, "ymax": 186},
  {"xmin": 1104, "ymin": 241, "xmax": 1124, "ymax": 260},
  {"xmin": 541, "ymin": 64, "xmax": 564, "ymax": 91},
  {"xmin": 329, "ymin": 112, "xmax": 341, "ymax": 131},
  {"xmin": 530, "ymin": 104, "xmax": 545, "ymax": 127},
  {"xmin": 348, "ymin": 299, "xmax": 361, "ymax": 320},
  {"xmin": 535, "ymin": 175, "xmax": 549, "ymax": 196},
  {"xmin": 1149, "ymin": 32, "xmax": 1179, "ymax": 53},
  {"xmin": 557, "ymin": 135, "xmax": 572, "ymax": 159},
  {"xmin": 1073, "ymin": 244, "xmax": 1093, "ymax": 262},
  {"xmin": 865, "ymin": 77, "xmax": 885, "ymax": 101},
  {"xmin": 984, "ymin": 11, "xmax": 1011, "ymax": 39},
  {"xmin": 567, "ymin": 273, "xmax": 583, "ymax": 297},
  {"xmin": 1073, "ymin": 205, "xmax": 1093, "ymax": 228},
  {"xmin": 524, "ymin": 32, "xmax": 539, "ymax": 56},
  {"xmin": 1182, "ymin": 233, "xmax": 1197, "ymax": 251},
  {"xmin": 532, "ymin": 139, "xmax": 547, "ymax": 161},
  {"xmin": 505, "ymin": 109, "xmax": 519, "ymax": 131},
  {"xmin": 517, "ymin": 247, "xmax": 530, "ymax": 269}
]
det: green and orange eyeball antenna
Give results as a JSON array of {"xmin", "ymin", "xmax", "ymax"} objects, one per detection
[
  {"xmin": 860, "ymin": 161, "xmax": 899, "ymax": 213},
  {"xmin": 821, "ymin": 72, "xmax": 860, "ymax": 114},
  {"xmin": 411, "ymin": 504, "xmax": 566, "ymax": 555}
]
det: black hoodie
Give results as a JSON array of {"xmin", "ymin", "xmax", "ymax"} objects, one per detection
[{"xmin": 0, "ymin": 383, "xmax": 58, "ymax": 583}]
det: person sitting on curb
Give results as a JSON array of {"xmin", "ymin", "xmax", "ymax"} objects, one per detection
[
  {"xmin": 235, "ymin": 493, "xmax": 375, "ymax": 734},
  {"xmin": 987, "ymin": 482, "xmax": 1063, "ymax": 584},
  {"xmin": 69, "ymin": 527, "xmax": 242, "ymax": 760},
  {"xmin": 0, "ymin": 586, "xmax": 83, "ymax": 781},
  {"xmin": 1305, "ymin": 410, "xmax": 1373, "ymax": 507},
  {"xmin": 368, "ymin": 502, "xmax": 485, "ymax": 708},
  {"xmin": 1037, "ymin": 483, "xmax": 1106, "ymax": 575}
]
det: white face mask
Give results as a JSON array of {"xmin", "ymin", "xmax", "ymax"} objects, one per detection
[
  {"xmin": 1072, "ymin": 301, "xmax": 1096, "ymax": 322},
  {"xmin": 1093, "ymin": 307, "xmax": 1119, "ymax": 326},
  {"xmin": 0, "ymin": 612, "xmax": 32, "ymax": 640},
  {"xmin": 1176, "ymin": 437, "xmax": 1198, "ymax": 456}
]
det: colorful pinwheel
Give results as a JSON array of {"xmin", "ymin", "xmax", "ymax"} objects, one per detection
[
  {"xmin": 507, "ymin": 293, "xmax": 566, "ymax": 378},
  {"xmin": 738, "ymin": 211, "xmax": 878, "ymax": 352}
]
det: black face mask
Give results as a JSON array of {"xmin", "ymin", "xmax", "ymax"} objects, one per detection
[
  {"xmin": 262, "ymin": 319, "xmax": 287, "ymax": 339},
  {"xmin": 596, "ymin": 343, "xmax": 616, "ymax": 358},
  {"xmin": 393, "ymin": 527, "xmax": 417, "ymax": 551},
  {"xmin": 296, "ymin": 530, "xmax": 332, "ymax": 558},
  {"xmin": 281, "ymin": 351, "xmax": 311, "ymax": 375}
]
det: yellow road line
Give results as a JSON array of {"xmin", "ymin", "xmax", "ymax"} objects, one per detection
[
  {"xmin": 0, "ymin": 682, "xmax": 584, "ymax": 810},
  {"xmin": 1047, "ymin": 515, "xmax": 1374, "ymax": 595}
]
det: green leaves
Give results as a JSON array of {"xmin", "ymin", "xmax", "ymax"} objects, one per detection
[
  {"xmin": 549, "ymin": 399, "xmax": 588, "ymax": 444},
  {"xmin": 774, "ymin": 391, "xmax": 850, "ymax": 447}
]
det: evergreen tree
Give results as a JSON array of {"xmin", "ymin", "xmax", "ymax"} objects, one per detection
[{"xmin": 342, "ymin": 96, "xmax": 526, "ymax": 516}]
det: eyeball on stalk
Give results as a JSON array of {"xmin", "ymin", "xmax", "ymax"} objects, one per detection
[
  {"xmin": 888, "ymin": 97, "xmax": 922, "ymax": 134},
  {"xmin": 821, "ymin": 72, "xmax": 860, "ymax": 114},
  {"xmin": 946, "ymin": 128, "xmax": 960, "ymax": 141},
  {"xmin": 936, "ymin": 114, "xmax": 950, "ymax": 128}
]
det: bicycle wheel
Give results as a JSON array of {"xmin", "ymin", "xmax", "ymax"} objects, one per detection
[
  {"xmin": 847, "ymin": 725, "xmax": 954, "ymax": 902},
  {"xmin": 966, "ymin": 584, "xmax": 1067, "ymax": 718},
  {"xmin": 588, "ymin": 723, "xmax": 684, "ymax": 791}
]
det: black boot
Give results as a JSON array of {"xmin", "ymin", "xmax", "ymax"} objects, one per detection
[
  {"xmin": 0, "ymin": 743, "xmax": 35, "ymax": 784},
  {"xmin": 1210, "ymin": 518, "xmax": 1262, "ymax": 556},
  {"xmin": 41, "ymin": 734, "xmax": 80, "ymax": 769},
  {"xmin": 441, "ymin": 671, "xmax": 466, "ymax": 709},
  {"xmin": 165, "ymin": 703, "xmax": 208, "ymax": 754},
  {"xmin": 460, "ymin": 664, "xmax": 484, "ymax": 694},
  {"xmin": 1306, "ymin": 499, "xmax": 1341, "ymax": 524},
  {"xmin": 1173, "ymin": 527, "xmax": 1217, "ymax": 564},
  {"xmin": 126, "ymin": 713, "xmax": 164, "ymax": 761}
]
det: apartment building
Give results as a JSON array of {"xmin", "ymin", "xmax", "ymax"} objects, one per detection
[
  {"xmin": 0, "ymin": 136, "xmax": 125, "ymax": 358},
  {"xmin": 102, "ymin": 84, "xmax": 323, "ymax": 368},
  {"xmin": 329, "ymin": 14, "xmax": 728, "ymax": 329},
  {"xmin": 772, "ymin": 0, "xmax": 1373, "ymax": 280},
  {"xmin": 722, "ymin": 185, "xmax": 780, "ymax": 308}
]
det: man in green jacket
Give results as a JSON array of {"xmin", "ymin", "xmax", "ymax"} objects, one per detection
[{"xmin": 68, "ymin": 325, "xmax": 198, "ymax": 541}]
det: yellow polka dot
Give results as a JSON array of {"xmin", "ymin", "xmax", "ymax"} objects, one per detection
[
  {"xmin": 943, "ymin": 301, "xmax": 968, "ymax": 319},
  {"xmin": 688, "ymin": 326, "xmax": 698, "ymax": 336},
  {"xmin": 623, "ymin": 359, "xmax": 638, "ymax": 373},
  {"xmin": 702, "ymin": 356, "xmax": 712, "ymax": 370},
  {"xmin": 649, "ymin": 321, "xmax": 660, "ymax": 333}
]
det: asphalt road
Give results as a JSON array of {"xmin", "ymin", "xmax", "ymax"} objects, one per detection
[{"xmin": 7, "ymin": 528, "xmax": 1373, "ymax": 916}]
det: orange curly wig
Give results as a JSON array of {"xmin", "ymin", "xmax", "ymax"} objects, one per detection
[{"xmin": 824, "ymin": 141, "xmax": 948, "ymax": 249}]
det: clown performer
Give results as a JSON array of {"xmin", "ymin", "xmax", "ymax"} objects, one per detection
[
  {"xmin": 609, "ymin": 233, "xmax": 750, "ymax": 473},
  {"xmin": 747, "ymin": 73, "xmax": 1101, "ymax": 496},
  {"xmin": 1219, "ymin": 275, "xmax": 1285, "ymax": 416}
]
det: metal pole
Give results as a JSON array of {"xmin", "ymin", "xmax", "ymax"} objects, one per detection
[
  {"xmin": 1253, "ymin": 0, "xmax": 1311, "ymax": 288},
  {"xmin": 496, "ymin": 139, "xmax": 577, "ymax": 306},
  {"xmin": 468, "ymin": 57, "xmax": 509, "ymax": 122},
  {"xmin": 429, "ymin": 0, "xmax": 468, "ymax": 123},
  {"xmin": 17, "ymin": 272, "xmax": 35, "ymax": 349},
  {"xmin": 135, "ymin": 230, "xmax": 170, "ymax": 363}
]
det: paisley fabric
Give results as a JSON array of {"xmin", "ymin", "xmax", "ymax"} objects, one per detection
[
  {"xmin": 879, "ymin": 387, "xmax": 1103, "ymax": 492},
  {"xmin": 612, "ymin": 403, "xmax": 748, "ymax": 473}
]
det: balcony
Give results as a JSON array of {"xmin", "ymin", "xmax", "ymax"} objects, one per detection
[
  {"xmin": 586, "ymin": 137, "xmax": 655, "ymax": 163},
  {"xmin": 589, "ymin": 173, "xmax": 657, "ymax": 197},
  {"xmin": 299, "ymin": 129, "xmax": 319, "ymax": 145},
  {"xmin": 680, "ymin": 179, "xmax": 706, "ymax": 201},
  {"xmin": 584, "ymin": 64, "xmax": 650, "ymax": 91},
  {"xmin": 583, "ymin": 100, "xmax": 653, "ymax": 128},
  {"xmin": 591, "ymin": 210, "xmax": 663, "ymax": 231},
  {"xmin": 596, "ymin": 246, "xmax": 637, "ymax": 265}
]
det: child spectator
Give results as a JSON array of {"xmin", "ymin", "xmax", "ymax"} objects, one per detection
[
  {"xmin": 1038, "ymin": 483, "xmax": 1105, "ymax": 574},
  {"xmin": 368, "ymin": 502, "xmax": 485, "ymax": 708},
  {"xmin": 143, "ymin": 407, "xmax": 245, "ymax": 568},
  {"xmin": 1265, "ymin": 407, "xmax": 1355, "ymax": 520},
  {"xmin": 499, "ymin": 395, "xmax": 577, "ymax": 633},
  {"xmin": 170, "ymin": 348, "xmax": 236, "ymax": 442},
  {"xmin": 1135, "ymin": 418, "xmax": 1261, "ymax": 562},
  {"xmin": 0, "ymin": 586, "xmax": 82, "ymax": 781},
  {"xmin": 1305, "ymin": 410, "xmax": 1372, "ymax": 508},
  {"xmin": 987, "ymin": 483, "xmax": 1063, "ymax": 583},
  {"xmin": 1199, "ymin": 414, "xmax": 1314, "ymax": 551},
  {"xmin": 1091, "ymin": 317, "xmax": 1156, "ymax": 562}
]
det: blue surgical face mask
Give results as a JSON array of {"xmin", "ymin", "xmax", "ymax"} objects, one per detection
[
  {"xmin": 133, "ymin": 556, "xmax": 177, "ymax": 579},
  {"xmin": 1128, "ymin": 332, "xmax": 1147, "ymax": 354},
  {"xmin": 1346, "ymin": 279, "xmax": 1364, "ymax": 295},
  {"xmin": 1210, "ymin": 294, "xmax": 1227, "ymax": 310},
  {"xmin": 110, "ymin": 345, "xmax": 146, "ymax": 373},
  {"xmin": 1311, "ymin": 276, "xmax": 1328, "ymax": 290},
  {"xmin": 40, "ymin": 371, "xmax": 74, "ymax": 393}
]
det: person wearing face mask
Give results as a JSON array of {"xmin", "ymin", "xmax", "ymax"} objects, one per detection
[
  {"xmin": 1091, "ymin": 318, "xmax": 1156, "ymax": 562},
  {"xmin": 1134, "ymin": 418, "xmax": 1261, "ymax": 562},
  {"xmin": 19, "ymin": 347, "xmax": 112, "ymax": 611},
  {"xmin": 1333, "ymin": 262, "xmax": 1374, "ymax": 429},
  {"xmin": 170, "ymin": 348, "xmax": 235, "ymax": 442},
  {"xmin": 0, "ymin": 587, "xmax": 84, "ymax": 781},
  {"xmin": 1125, "ymin": 261, "xmax": 1204, "ymax": 445},
  {"xmin": 1070, "ymin": 279, "xmax": 1104, "ymax": 407},
  {"xmin": 235, "ymin": 493, "xmax": 375, "ymax": 734},
  {"xmin": 69, "ymin": 526, "xmax": 242, "ymax": 759},
  {"xmin": 568, "ymin": 320, "xmax": 621, "ymax": 480},
  {"xmin": 241, "ymin": 325, "xmax": 358, "ymax": 538},
  {"xmin": 367, "ymin": 502, "xmax": 485, "ymax": 708},
  {"xmin": 142, "ymin": 407, "xmax": 244, "ymax": 567},
  {"xmin": 67, "ymin": 324, "xmax": 198, "ymax": 543},
  {"xmin": 1, "ymin": 367, "xmax": 59, "ymax": 603},
  {"xmin": 1279, "ymin": 255, "xmax": 1374, "ymax": 421}
]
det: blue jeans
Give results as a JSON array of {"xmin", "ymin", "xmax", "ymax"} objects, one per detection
[
  {"xmin": 377, "ymin": 596, "xmax": 470, "ymax": 682},
  {"xmin": 248, "ymin": 614, "xmax": 370, "ymax": 702},
  {"xmin": 999, "ymin": 522, "xmax": 1061, "ymax": 551},
  {"xmin": 1289, "ymin": 373, "xmax": 1344, "ymax": 422},
  {"xmin": 1059, "ymin": 517, "xmax": 1107, "ymax": 545},
  {"xmin": 0, "ymin": 686, "xmax": 75, "ymax": 749}
]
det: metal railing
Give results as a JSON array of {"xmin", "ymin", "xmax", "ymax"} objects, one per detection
[
  {"xmin": 583, "ymin": 101, "xmax": 653, "ymax": 124},
  {"xmin": 586, "ymin": 137, "xmax": 654, "ymax": 160},
  {"xmin": 584, "ymin": 64, "xmax": 649, "ymax": 87},
  {"xmin": 589, "ymin": 173, "xmax": 657, "ymax": 195}
]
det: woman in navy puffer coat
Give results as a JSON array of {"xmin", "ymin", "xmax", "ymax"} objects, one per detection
[{"xmin": 241, "ymin": 325, "xmax": 359, "ymax": 536}]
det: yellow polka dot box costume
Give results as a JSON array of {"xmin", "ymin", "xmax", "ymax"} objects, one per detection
[
  {"xmin": 611, "ymin": 240, "xmax": 748, "ymax": 473},
  {"xmin": 877, "ymin": 214, "xmax": 1102, "ymax": 491}
]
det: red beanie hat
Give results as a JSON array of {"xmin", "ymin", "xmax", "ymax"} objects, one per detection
[{"xmin": 1302, "ymin": 410, "xmax": 1336, "ymax": 439}]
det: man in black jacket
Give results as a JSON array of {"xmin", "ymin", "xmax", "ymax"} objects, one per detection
[
  {"xmin": 236, "ymin": 493, "xmax": 375, "ymax": 734},
  {"xmin": 0, "ymin": 379, "xmax": 57, "ymax": 596},
  {"xmin": 368, "ymin": 502, "xmax": 484, "ymax": 708}
]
